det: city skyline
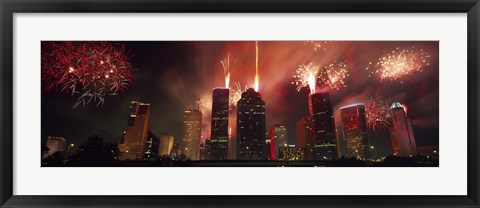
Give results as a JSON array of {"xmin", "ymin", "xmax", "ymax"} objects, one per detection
[{"xmin": 41, "ymin": 41, "xmax": 439, "ymax": 165}]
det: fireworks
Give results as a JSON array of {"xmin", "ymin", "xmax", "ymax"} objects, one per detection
[
  {"xmin": 305, "ymin": 41, "xmax": 330, "ymax": 51},
  {"xmin": 229, "ymin": 82, "xmax": 245, "ymax": 107},
  {"xmin": 41, "ymin": 42, "xmax": 136, "ymax": 108},
  {"xmin": 368, "ymin": 47, "xmax": 431, "ymax": 82},
  {"xmin": 254, "ymin": 41, "xmax": 260, "ymax": 92},
  {"xmin": 292, "ymin": 62, "xmax": 320, "ymax": 94},
  {"xmin": 364, "ymin": 96, "xmax": 392, "ymax": 130},
  {"xmin": 319, "ymin": 62, "xmax": 349, "ymax": 90},
  {"xmin": 198, "ymin": 93, "xmax": 212, "ymax": 115},
  {"xmin": 220, "ymin": 53, "xmax": 231, "ymax": 88}
]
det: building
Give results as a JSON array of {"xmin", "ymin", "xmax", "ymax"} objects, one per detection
[
  {"xmin": 210, "ymin": 88, "xmax": 230, "ymax": 160},
  {"xmin": 118, "ymin": 101, "xmax": 151, "ymax": 160},
  {"xmin": 278, "ymin": 145, "xmax": 305, "ymax": 161},
  {"xmin": 296, "ymin": 116, "xmax": 314, "ymax": 159},
  {"xmin": 236, "ymin": 88, "xmax": 267, "ymax": 160},
  {"xmin": 44, "ymin": 136, "xmax": 66, "ymax": 158},
  {"xmin": 390, "ymin": 102, "xmax": 418, "ymax": 157},
  {"xmin": 199, "ymin": 139, "xmax": 211, "ymax": 160},
  {"xmin": 159, "ymin": 134, "xmax": 174, "ymax": 157},
  {"xmin": 170, "ymin": 142, "xmax": 179, "ymax": 160},
  {"xmin": 340, "ymin": 104, "xmax": 370, "ymax": 159},
  {"xmin": 144, "ymin": 130, "xmax": 159, "ymax": 161},
  {"xmin": 309, "ymin": 92, "xmax": 338, "ymax": 160},
  {"xmin": 268, "ymin": 124, "xmax": 288, "ymax": 160},
  {"xmin": 183, "ymin": 109, "xmax": 202, "ymax": 160},
  {"xmin": 265, "ymin": 139, "xmax": 274, "ymax": 160}
]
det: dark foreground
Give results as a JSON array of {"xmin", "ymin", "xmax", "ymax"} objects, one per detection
[{"xmin": 43, "ymin": 156, "xmax": 439, "ymax": 167}]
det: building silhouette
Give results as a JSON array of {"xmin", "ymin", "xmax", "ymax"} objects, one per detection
[
  {"xmin": 199, "ymin": 139, "xmax": 211, "ymax": 160},
  {"xmin": 268, "ymin": 124, "xmax": 288, "ymax": 160},
  {"xmin": 296, "ymin": 116, "xmax": 314, "ymax": 159},
  {"xmin": 144, "ymin": 130, "xmax": 159, "ymax": 161},
  {"xmin": 170, "ymin": 142, "xmax": 179, "ymax": 160},
  {"xmin": 236, "ymin": 88, "xmax": 267, "ymax": 160},
  {"xmin": 340, "ymin": 104, "xmax": 370, "ymax": 159},
  {"xmin": 308, "ymin": 92, "xmax": 338, "ymax": 160},
  {"xmin": 210, "ymin": 88, "xmax": 229, "ymax": 160},
  {"xmin": 390, "ymin": 102, "xmax": 418, "ymax": 157},
  {"xmin": 118, "ymin": 101, "xmax": 151, "ymax": 160},
  {"xmin": 44, "ymin": 136, "xmax": 66, "ymax": 158},
  {"xmin": 183, "ymin": 109, "xmax": 202, "ymax": 160}
]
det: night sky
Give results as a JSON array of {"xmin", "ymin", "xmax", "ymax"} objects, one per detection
[{"xmin": 41, "ymin": 41, "xmax": 439, "ymax": 157}]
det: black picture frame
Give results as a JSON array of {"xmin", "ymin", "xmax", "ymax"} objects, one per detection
[{"xmin": 1, "ymin": 0, "xmax": 479, "ymax": 207}]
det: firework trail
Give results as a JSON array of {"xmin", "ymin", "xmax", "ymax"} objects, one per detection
[
  {"xmin": 254, "ymin": 41, "xmax": 260, "ymax": 92},
  {"xmin": 292, "ymin": 62, "xmax": 319, "ymax": 94},
  {"xmin": 400, "ymin": 103, "xmax": 408, "ymax": 117},
  {"xmin": 305, "ymin": 41, "xmax": 330, "ymax": 51},
  {"xmin": 364, "ymin": 96, "xmax": 392, "ymax": 130},
  {"xmin": 368, "ymin": 47, "xmax": 431, "ymax": 82},
  {"xmin": 318, "ymin": 62, "xmax": 349, "ymax": 90},
  {"xmin": 220, "ymin": 53, "xmax": 231, "ymax": 88},
  {"xmin": 41, "ymin": 42, "xmax": 136, "ymax": 109}
]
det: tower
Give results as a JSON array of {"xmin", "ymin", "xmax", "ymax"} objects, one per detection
[
  {"xmin": 340, "ymin": 104, "xmax": 370, "ymax": 159},
  {"xmin": 236, "ymin": 88, "xmax": 267, "ymax": 160},
  {"xmin": 118, "ymin": 101, "xmax": 151, "ymax": 160},
  {"xmin": 390, "ymin": 102, "xmax": 417, "ymax": 156},
  {"xmin": 183, "ymin": 109, "xmax": 202, "ymax": 160},
  {"xmin": 308, "ymin": 92, "xmax": 338, "ymax": 160},
  {"xmin": 269, "ymin": 124, "xmax": 288, "ymax": 160},
  {"xmin": 210, "ymin": 88, "xmax": 229, "ymax": 160}
]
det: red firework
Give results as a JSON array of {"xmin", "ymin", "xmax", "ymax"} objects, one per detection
[
  {"xmin": 364, "ymin": 96, "xmax": 392, "ymax": 130},
  {"xmin": 41, "ymin": 42, "xmax": 136, "ymax": 108}
]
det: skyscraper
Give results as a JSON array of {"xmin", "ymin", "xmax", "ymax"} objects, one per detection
[
  {"xmin": 236, "ymin": 88, "xmax": 267, "ymax": 160},
  {"xmin": 340, "ymin": 104, "xmax": 370, "ymax": 159},
  {"xmin": 144, "ymin": 130, "xmax": 159, "ymax": 161},
  {"xmin": 269, "ymin": 124, "xmax": 288, "ymax": 160},
  {"xmin": 159, "ymin": 134, "xmax": 174, "ymax": 157},
  {"xmin": 390, "ymin": 102, "xmax": 418, "ymax": 157},
  {"xmin": 199, "ymin": 139, "xmax": 211, "ymax": 160},
  {"xmin": 296, "ymin": 116, "xmax": 314, "ymax": 159},
  {"xmin": 183, "ymin": 109, "xmax": 202, "ymax": 160},
  {"xmin": 118, "ymin": 101, "xmax": 151, "ymax": 160},
  {"xmin": 210, "ymin": 88, "xmax": 229, "ymax": 160},
  {"xmin": 309, "ymin": 92, "xmax": 338, "ymax": 160},
  {"xmin": 45, "ymin": 136, "xmax": 66, "ymax": 158}
]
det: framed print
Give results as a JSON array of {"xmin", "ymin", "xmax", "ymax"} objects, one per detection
[{"xmin": 1, "ymin": 0, "xmax": 479, "ymax": 207}]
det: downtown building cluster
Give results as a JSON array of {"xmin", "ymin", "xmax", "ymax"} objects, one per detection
[{"xmin": 115, "ymin": 89, "xmax": 426, "ymax": 162}]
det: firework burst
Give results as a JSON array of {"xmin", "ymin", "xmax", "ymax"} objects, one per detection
[
  {"xmin": 364, "ymin": 96, "xmax": 392, "ymax": 130},
  {"xmin": 198, "ymin": 93, "xmax": 212, "ymax": 116},
  {"xmin": 319, "ymin": 62, "xmax": 349, "ymax": 90},
  {"xmin": 305, "ymin": 41, "xmax": 330, "ymax": 51},
  {"xmin": 229, "ymin": 82, "xmax": 245, "ymax": 107},
  {"xmin": 368, "ymin": 47, "xmax": 431, "ymax": 82},
  {"xmin": 292, "ymin": 62, "xmax": 320, "ymax": 94},
  {"xmin": 41, "ymin": 42, "xmax": 136, "ymax": 108}
]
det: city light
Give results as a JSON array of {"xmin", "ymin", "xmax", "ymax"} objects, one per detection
[{"xmin": 41, "ymin": 41, "xmax": 438, "ymax": 167}]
